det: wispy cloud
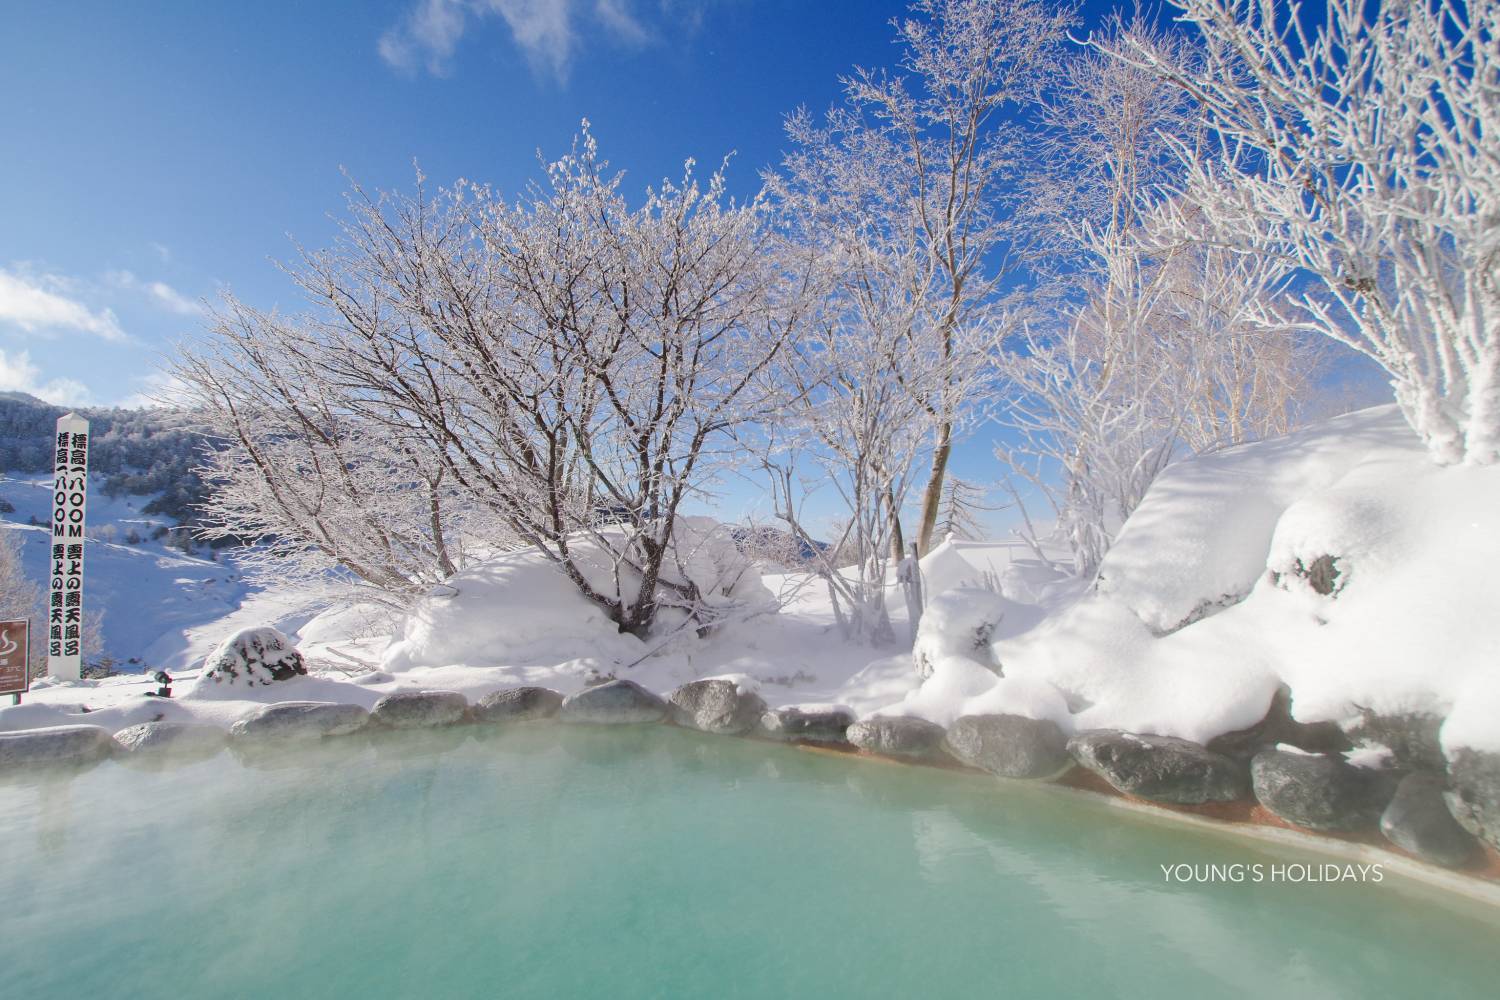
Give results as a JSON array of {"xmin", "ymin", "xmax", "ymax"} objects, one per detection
[
  {"xmin": 106, "ymin": 269, "xmax": 204, "ymax": 316},
  {"xmin": 379, "ymin": 0, "xmax": 664, "ymax": 83},
  {"xmin": 115, "ymin": 371, "xmax": 193, "ymax": 410},
  {"xmin": 0, "ymin": 348, "xmax": 93, "ymax": 407},
  {"xmin": 0, "ymin": 266, "xmax": 127, "ymax": 342}
]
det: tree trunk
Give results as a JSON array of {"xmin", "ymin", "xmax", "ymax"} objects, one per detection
[
  {"xmin": 887, "ymin": 485, "xmax": 905, "ymax": 563},
  {"xmin": 913, "ymin": 423, "xmax": 953, "ymax": 555}
]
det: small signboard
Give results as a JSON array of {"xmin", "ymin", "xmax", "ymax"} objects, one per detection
[
  {"xmin": 48, "ymin": 413, "xmax": 89, "ymax": 681},
  {"xmin": 0, "ymin": 618, "xmax": 29, "ymax": 697}
]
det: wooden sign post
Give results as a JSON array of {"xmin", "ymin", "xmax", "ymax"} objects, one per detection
[
  {"xmin": 48, "ymin": 413, "xmax": 89, "ymax": 682},
  {"xmin": 0, "ymin": 618, "xmax": 28, "ymax": 704}
]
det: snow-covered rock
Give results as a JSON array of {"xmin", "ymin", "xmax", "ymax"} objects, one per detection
[
  {"xmin": 1096, "ymin": 406, "xmax": 1412, "ymax": 633},
  {"xmin": 942, "ymin": 714, "xmax": 1071, "ymax": 779},
  {"xmin": 1205, "ymin": 687, "xmax": 1351, "ymax": 761},
  {"xmin": 0, "ymin": 724, "xmax": 116, "ymax": 768},
  {"xmin": 113, "ymin": 722, "xmax": 225, "ymax": 761},
  {"xmin": 558, "ymin": 679, "xmax": 666, "ymax": 725},
  {"xmin": 1379, "ymin": 773, "xmax": 1479, "ymax": 868},
  {"xmin": 1342, "ymin": 711, "xmax": 1444, "ymax": 773},
  {"xmin": 1443, "ymin": 750, "xmax": 1500, "ymax": 851},
  {"xmin": 846, "ymin": 716, "xmax": 947, "ymax": 759},
  {"xmin": 912, "ymin": 589, "xmax": 1039, "ymax": 679},
  {"xmin": 667, "ymin": 678, "xmax": 767, "ymax": 735},
  {"xmin": 229, "ymin": 701, "xmax": 369, "ymax": 740},
  {"xmin": 1250, "ymin": 749, "xmax": 1395, "ymax": 832},
  {"xmin": 370, "ymin": 690, "xmax": 468, "ymax": 729},
  {"xmin": 1069, "ymin": 731, "xmax": 1249, "ymax": 805},
  {"xmin": 758, "ymin": 705, "xmax": 854, "ymax": 744},
  {"xmin": 472, "ymin": 686, "xmax": 563, "ymax": 724},
  {"xmin": 195, "ymin": 626, "xmax": 307, "ymax": 692}
]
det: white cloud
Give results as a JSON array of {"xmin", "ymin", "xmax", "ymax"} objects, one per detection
[
  {"xmin": 0, "ymin": 267, "xmax": 127, "ymax": 342},
  {"xmin": 106, "ymin": 269, "xmax": 203, "ymax": 316},
  {"xmin": 379, "ymin": 0, "xmax": 663, "ymax": 82},
  {"xmin": 149, "ymin": 241, "xmax": 172, "ymax": 264},
  {"xmin": 0, "ymin": 348, "xmax": 94, "ymax": 407},
  {"xmin": 379, "ymin": 0, "xmax": 471, "ymax": 75},
  {"xmin": 115, "ymin": 371, "xmax": 193, "ymax": 410},
  {"xmin": 594, "ymin": 0, "xmax": 650, "ymax": 47}
]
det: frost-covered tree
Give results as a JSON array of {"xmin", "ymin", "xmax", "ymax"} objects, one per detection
[
  {"xmin": 997, "ymin": 18, "xmax": 1319, "ymax": 576},
  {"xmin": 0, "ymin": 524, "xmax": 43, "ymax": 672},
  {"xmin": 1124, "ymin": 0, "xmax": 1500, "ymax": 465},
  {"xmin": 179, "ymin": 128, "xmax": 803, "ymax": 634},
  {"xmin": 175, "ymin": 299, "xmax": 483, "ymax": 610},
  {"xmin": 758, "ymin": 255, "xmax": 938, "ymax": 644},
  {"xmin": 771, "ymin": 0, "xmax": 1074, "ymax": 557}
]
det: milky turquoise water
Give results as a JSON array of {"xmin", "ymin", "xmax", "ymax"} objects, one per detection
[{"xmin": 1, "ymin": 724, "xmax": 1496, "ymax": 999}]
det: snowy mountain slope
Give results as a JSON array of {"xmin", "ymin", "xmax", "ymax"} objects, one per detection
[{"xmin": 0, "ymin": 474, "xmax": 320, "ymax": 672}]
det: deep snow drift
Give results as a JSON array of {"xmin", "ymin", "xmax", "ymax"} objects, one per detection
[{"xmin": 971, "ymin": 405, "xmax": 1500, "ymax": 756}]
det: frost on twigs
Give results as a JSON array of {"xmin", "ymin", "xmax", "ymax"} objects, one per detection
[{"xmin": 200, "ymin": 627, "xmax": 307, "ymax": 689}]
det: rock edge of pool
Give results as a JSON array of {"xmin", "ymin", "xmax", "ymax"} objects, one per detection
[{"xmin": 4, "ymin": 675, "xmax": 1499, "ymax": 906}]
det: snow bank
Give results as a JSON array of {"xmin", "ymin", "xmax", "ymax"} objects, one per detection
[
  {"xmin": 382, "ymin": 548, "xmax": 636, "ymax": 672},
  {"xmin": 1096, "ymin": 406, "xmax": 1415, "ymax": 633},
  {"xmin": 907, "ymin": 404, "xmax": 1500, "ymax": 751}
]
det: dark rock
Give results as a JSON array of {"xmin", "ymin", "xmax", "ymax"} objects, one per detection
[
  {"xmin": 0, "ymin": 725, "xmax": 117, "ymax": 768},
  {"xmin": 472, "ymin": 686, "xmax": 563, "ymax": 724},
  {"xmin": 1206, "ymin": 686, "xmax": 1351, "ymax": 761},
  {"xmin": 1341, "ymin": 710, "xmax": 1445, "ymax": 773},
  {"xmin": 229, "ymin": 701, "xmax": 369, "ymax": 740},
  {"xmin": 943, "ymin": 714, "xmax": 1071, "ymax": 779},
  {"xmin": 558, "ymin": 679, "xmax": 666, "ymax": 725},
  {"xmin": 113, "ymin": 722, "xmax": 225, "ymax": 761},
  {"xmin": 1250, "ymin": 750, "xmax": 1396, "ymax": 831},
  {"xmin": 1300, "ymin": 554, "xmax": 1341, "ymax": 595},
  {"xmin": 371, "ymin": 690, "xmax": 468, "ymax": 729},
  {"xmin": 846, "ymin": 716, "xmax": 947, "ymax": 759},
  {"xmin": 1444, "ymin": 749, "xmax": 1500, "ymax": 851},
  {"xmin": 1380, "ymin": 773, "xmax": 1479, "ymax": 868},
  {"xmin": 759, "ymin": 706, "xmax": 855, "ymax": 744},
  {"xmin": 1069, "ymin": 730, "xmax": 1249, "ymax": 805},
  {"xmin": 667, "ymin": 679, "xmax": 767, "ymax": 735}
]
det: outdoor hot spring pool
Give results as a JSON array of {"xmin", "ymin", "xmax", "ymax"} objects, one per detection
[{"xmin": 2, "ymin": 724, "xmax": 1497, "ymax": 999}]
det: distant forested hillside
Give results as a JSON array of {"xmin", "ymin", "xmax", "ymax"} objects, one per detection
[{"xmin": 0, "ymin": 392, "xmax": 209, "ymax": 524}]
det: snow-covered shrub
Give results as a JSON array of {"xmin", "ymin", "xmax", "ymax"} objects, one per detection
[
  {"xmin": 913, "ymin": 588, "xmax": 1038, "ymax": 679},
  {"xmin": 197, "ymin": 627, "xmax": 307, "ymax": 690},
  {"xmin": 382, "ymin": 518, "xmax": 774, "ymax": 673},
  {"xmin": 644, "ymin": 517, "xmax": 776, "ymax": 635}
]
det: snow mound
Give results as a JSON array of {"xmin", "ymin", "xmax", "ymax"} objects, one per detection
[
  {"xmin": 381, "ymin": 518, "xmax": 775, "ymax": 673},
  {"xmin": 381, "ymin": 548, "xmax": 633, "ymax": 672},
  {"xmin": 1096, "ymin": 406, "xmax": 1417, "ymax": 633},
  {"xmin": 912, "ymin": 588, "xmax": 1042, "ymax": 678}
]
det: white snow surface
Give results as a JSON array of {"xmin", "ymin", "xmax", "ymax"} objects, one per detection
[
  {"xmin": 984, "ymin": 404, "xmax": 1500, "ymax": 751},
  {"xmin": 4, "ymin": 406, "xmax": 1496, "ymax": 758}
]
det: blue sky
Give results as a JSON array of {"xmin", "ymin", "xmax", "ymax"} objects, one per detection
[
  {"xmin": 2, "ymin": 0, "xmax": 1124, "ymax": 529},
  {"xmin": 0, "ymin": 1, "xmax": 936, "ymax": 408}
]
